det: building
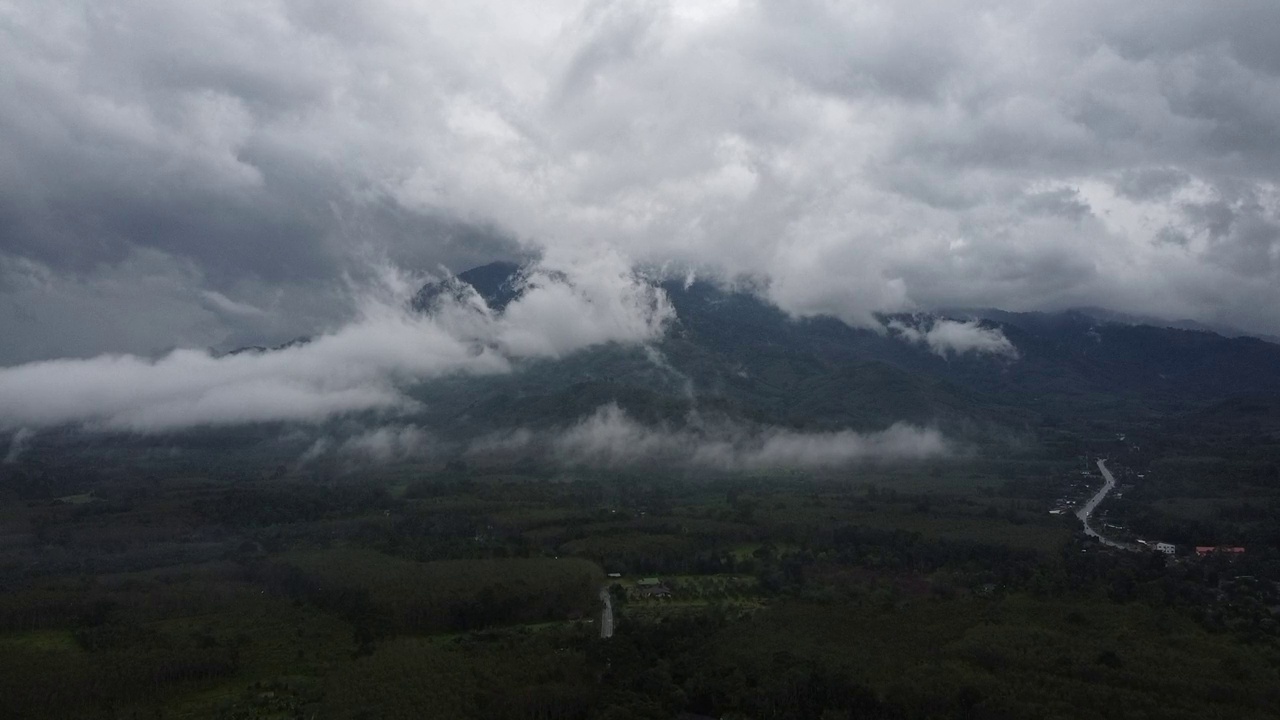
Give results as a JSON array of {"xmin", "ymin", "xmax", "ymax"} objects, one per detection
[
  {"xmin": 1195, "ymin": 546, "xmax": 1246, "ymax": 557},
  {"xmin": 634, "ymin": 577, "xmax": 672, "ymax": 599},
  {"xmin": 1155, "ymin": 542, "xmax": 1176, "ymax": 555}
]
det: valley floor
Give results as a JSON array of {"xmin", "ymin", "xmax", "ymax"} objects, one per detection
[{"xmin": 2, "ymin": 438, "xmax": 1280, "ymax": 719}]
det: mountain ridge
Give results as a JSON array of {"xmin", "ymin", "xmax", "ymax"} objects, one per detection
[
  {"xmin": 27, "ymin": 260, "xmax": 1280, "ymax": 472},
  {"xmin": 399, "ymin": 262, "xmax": 1280, "ymax": 443}
]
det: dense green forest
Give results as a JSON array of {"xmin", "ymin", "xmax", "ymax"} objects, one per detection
[{"xmin": 4, "ymin": 401, "xmax": 1280, "ymax": 719}]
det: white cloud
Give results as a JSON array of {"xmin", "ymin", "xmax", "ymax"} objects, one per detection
[
  {"xmin": 0, "ymin": 255, "xmax": 670, "ymax": 432},
  {"xmin": 488, "ymin": 252, "xmax": 673, "ymax": 358},
  {"xmin": 888, "ymin": 318, "xmax": 1018, "ymax": 358},
  {"xmin": 337, "ymin": 424, "xmax": 435, "ymax": 464}
]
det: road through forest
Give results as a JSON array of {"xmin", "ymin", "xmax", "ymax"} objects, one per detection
[
  {"xmin": 599, "ymin": 586, "xmax": 613, "ymax": 639},
  {"xmin": 1077, "ymin": 459, "xmax": 1136, "ymax": 550}
]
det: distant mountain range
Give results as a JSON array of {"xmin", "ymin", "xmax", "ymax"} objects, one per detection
[
  {"xmin": 14, "ymin": 261, "xmax": 1280, "ymax": 475},
  {"xmin": 401, "ymin": 262, "xmax": 1280, "ymax": 446},
  {"xmin": 948, "ymin": 306, "xmax": 1280, "ymax": 346}
]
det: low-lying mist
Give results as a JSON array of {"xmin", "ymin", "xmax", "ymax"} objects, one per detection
[
  {"xmin": 463, "ymin": 403, "xmax": 952, "ymax": 471},
  {"xmin": 0, "ymin": 254, "xmax": 670, "ymax": 433}
]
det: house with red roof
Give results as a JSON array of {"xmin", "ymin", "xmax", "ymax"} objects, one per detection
[{"xmin": 1195, "ymin": 546, "xmax": 1245, "ymax": 557}]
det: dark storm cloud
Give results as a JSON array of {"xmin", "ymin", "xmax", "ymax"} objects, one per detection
[
  {"xmin": 0, "ymin": 1, "xmax": 531, "ymax": 361},
  {"xmin": 1114, "ymin": 168, "xmax": 1192, "ymax": 202},
  {"xmin": 1020, "ymin": 189, "xmax": 1091, "ymax": 222},
  {"xmin": 2, "ymin": 0, "xmax": 1280, "ymax": 375},
  {"xmin": 0, "ymin": 2, "xmax": 519, "ymax": 283}
]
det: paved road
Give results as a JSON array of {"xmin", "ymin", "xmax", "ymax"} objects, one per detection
[
  {"xmin": 1077, "ymin": 459, "xmax": 1136, "ymax": 550},
  {"xmin": 599, "ymin": 586, "xmax": 614, "ymax": 639}
]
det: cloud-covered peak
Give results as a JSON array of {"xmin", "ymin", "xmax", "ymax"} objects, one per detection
[{"xmin": 0, "ymin": 254, "xmax": 671, "ymax": 433}]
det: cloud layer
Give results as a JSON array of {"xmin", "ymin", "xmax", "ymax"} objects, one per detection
[
  {"xmin": 3, "ymin": 1, "xmax": 1280, "ymax": 359},
  {"xmin": 0, "ymin": 257, "xmax": 670, "ymax": 432}
]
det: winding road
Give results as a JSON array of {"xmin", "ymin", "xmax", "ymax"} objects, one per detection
[{"xmin": 1077, "ymin": 459, "xmax": 1136, "ymax": 550}]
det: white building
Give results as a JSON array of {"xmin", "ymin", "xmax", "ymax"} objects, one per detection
[{"xmin": 1155, "ymin": 542, "xmax": 1176, "ymax": 555}]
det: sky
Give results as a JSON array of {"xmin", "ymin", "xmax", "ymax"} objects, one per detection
[{"xmin": 1, "ymin": 1, "xmax": 1279, "ymax": 434}]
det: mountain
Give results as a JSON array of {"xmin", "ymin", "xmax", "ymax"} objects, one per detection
[
  {"xmin": 1066, "ymin": 307, "xmax": 1280, "ymax": 345},
  {"xmin": 404, "ymin": 263, "xmax": 1280, "ymax": 448},
  {"xmin": 16, "ymin": 262, "xmax": 1280, "ymax": 474},
  {"xmin": 410, "ymin": 261, "xmax": 523, "ymax": 313},
  {"xmin": 946, "ymin": 306, "xmax": 1280, "ymax": 344},
  {"xmin": 220, "ymin": 336, "xmax": 312, "ymax": 357}
]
